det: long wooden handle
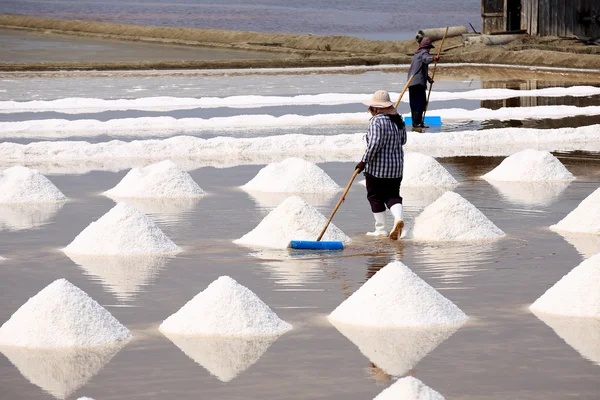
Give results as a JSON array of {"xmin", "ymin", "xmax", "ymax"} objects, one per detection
[
  {"xmin": 394, "ymin": 74, "xmax": 414, "ymax": 109},
  {"xmin": 423, "ymin": 26, "xmax": 449, "ymax": 118},
  {"xmin": 316, "ymin": 168, "xmax": 360, "ymax": 241}
]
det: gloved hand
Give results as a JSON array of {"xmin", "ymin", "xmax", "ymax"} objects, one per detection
[
  {"xmin": 433, "ymin": 55, "xmax": 440, "ymax": 62},
  {"xmin": 355, "ymin": 161, "xmax": 366, "ymax": 172}
]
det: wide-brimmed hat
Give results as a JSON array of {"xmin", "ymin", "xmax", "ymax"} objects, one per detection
[
  {"xmin": 362, "ymin": 90, "xmax": 394, "ymax": 108},
  {"xmin": 419, "ymin": 37, "xmax": 435, "ymax": 49}
]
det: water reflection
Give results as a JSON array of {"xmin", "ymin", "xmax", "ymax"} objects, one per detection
[
  {"xmin": 483, "ymin": 180, "xmax": 571, "ymax": 207},
  {"xmin": 65, "ymin": 254, "xmax": 171, "ymax": 302},
  {"xmin": 242, "ymin": 190, "xmax": 338, "ymax": 210},
  {"xmin": 104, "ymin": 196, "xmax": 201, "ymax": 223},
  {"xmin": 0, "ymin": 341, "xmax": 128, "ymax": 399},
  {"xmin": 532, "ymin": 311, "xmax": 600, "ymax": 367},
  {"xmin": 330, "ymin": 322, "xmax": 462, "ymax": 377},
  {"xmin": 0, "ymin": 202, "xmax": 64, "ymax": 231},
  {"xmin": 554, "ymin": 232, "xmax": 600, "ymax": 259},
  {"xmin": 260, "ymin": 258, "xmax": 323, "ymax": 286},
  {"xmin": 162, "ymin": 333, "xmax": 282, "ymax": 382}
]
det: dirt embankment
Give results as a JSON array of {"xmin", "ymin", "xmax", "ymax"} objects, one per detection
[{"xmin": 1, "ymin": 14, "xmax": 600, "ymax": 71}]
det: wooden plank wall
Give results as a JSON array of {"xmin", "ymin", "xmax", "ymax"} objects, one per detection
[
  {"xmin": 533, "ymin": 0, "xmax": 600, "ymax": 37},
  {"xmin": 482, "ymin": 0, "xmax": 506, "ymax": 33}
]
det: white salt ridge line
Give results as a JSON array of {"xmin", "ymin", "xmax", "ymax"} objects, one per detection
[
  {"xmin": 550, "ymin": 187, "xmax": 600, "ymax": 235},
  {"xmin": 3, "ymin": 124, "xmax": 600, "ymax": 166},
  {"xmin": 3, "ymin": 104, "xmax": 600, "ymax": 138},
  {"xmin": 3, "ymin": 86, "xmax": 600, "ymax": 113}
]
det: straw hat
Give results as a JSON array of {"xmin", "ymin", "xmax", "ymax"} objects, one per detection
[{"xmin": 362, "ymin": 90, "xmax": 394, "ymax": 108}]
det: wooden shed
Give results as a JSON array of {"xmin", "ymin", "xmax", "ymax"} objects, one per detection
[{"xmin": 482, "ymin": 0, "xmax": 600, "ymax": 37}]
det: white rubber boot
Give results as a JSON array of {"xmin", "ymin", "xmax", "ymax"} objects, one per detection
[
  {"xmin": 366, "ymin": 212, "xmax": 388, "ymax": 236},
  {"xmin": 389, "ymin": 203, "xmax": 404, "ymax": 240}
]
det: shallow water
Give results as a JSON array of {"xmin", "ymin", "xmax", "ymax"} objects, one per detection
[{"xmin": 1, "ymin": 70, "xmax": 600, "ymax": 399}]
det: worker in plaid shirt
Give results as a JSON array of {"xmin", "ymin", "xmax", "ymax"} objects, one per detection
[{"xmin": 355, "ymin": 90, "xmax": 407, "ymax": 240}]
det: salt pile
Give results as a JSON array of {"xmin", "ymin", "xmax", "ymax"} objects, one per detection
[
  {"xmin": 63, "ymin": 202, "xmax": 181, "ymax": 256},
  {"xmin": 550, "ymin": 187, "xmax": 600, "ymax": 235},
  {"xmin": 0, "ymin": 344, "xmax": 125, "ymax": 399},
  {"xmin": 406, "ymin": 191, "xmax": 505, "ymax": 241},
  {"xmin": 482, "ymin": 149, "xmax": 574, "ymax": 181},
  {"xmin": 374, "ymin": 376, "xmax": 445, "ymax": 400},
  {"xmin": 159, "ymin": 276, "xmax": 292, "ymax": 335},
  {"xmin": 241, "ymin": 157, "xmax": 340, "ymax": 193},
  {"xmin": 328, "ymin": 261, "xmax": 468, "ymax": 327},
  {"xmin": 163, "ymin": 333, "xmax": 280, "ymax": 382},
  {"xmin": 234, "ymin": 196, "xmax": 350, "ymax": 249},
  {"xmin": 103, "ymin": 160, "xmax": 205, "ymax": 198},
  {"xmin": 529, "ymin": 252, "xmax": 600, "ymax": 317},
  {"xmin": 330, "ymin": 323, "xmax": 460, "ymax": 376},
  {"xmin": 0, "ymin": 166, "xmax": 67, "ymax": 203},
  {"xmin": 0, "ymin": 203, "xmax": 64, "ymax": 231},
  {"xmin": 0, "ymin": 279, "xmax": 131, "ymax": 347},
  {"xmin": 402, "ymin": 153, "xmax": 458, "ymax": 187}
]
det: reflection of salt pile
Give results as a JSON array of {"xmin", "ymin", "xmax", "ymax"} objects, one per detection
[
  {"xmin": 63, "ymin": 203, "xmax": 181, "ymax": 256},
  {"xmin": 0, "ymin": 343, "xmax": 125, "ymax": 399},
  {"xmin": 260, "ymin": 258, "xmax": 322, "ymax": 286},
  {"xmin": 374, "ymin": 376, "xmax": 445, "ymax": 400},
  {"xmin": 159, "ymin": 276, "xmax": 292, "ymax": 335},
  {"xmin": 328, "ymin": 261, "xmax": 468, "ymax": 327},
  {"xmin": 66, "ymin": 254, "xmax": 170, "ymax": 302},
  {"xmin": 234, "ymin": 196, "xmax": 350, "ymax": 249},
  {"xmin": 0, "ymin": 279, "xmax": 131, "ymax": 347},
  {"xmin": 402, "ymin": 153, "xmax": 458, "ymax": 187},
  {"xmin": 241, "ymin": 157, "xmax": 340, "ymax": 193},
  {"xmin": 556, "ymin": 233, "xmax": 600, "ymax": 258},
  {"xmin": 530, "ymin": 253, "xmax": 600, "ymax": 317},
  {"xmin": 532, "ymin": 313, "xmax": 600, "ymax": 366},
  {"xmin": 0, "ymin": 203, "xmax": 64, "ymax": 231},
  {"xmin": 482, "ymin": 149, "xmax": 574, "ymax": 182},
  {"xmin": 550, "ymin": 187, "xmax": 600, "ymax": 235},
  {"xmin": 0, "ymin": 166, "xmax": 67, "ymax": 203},
  {"xmin": 163, "ymin": 333, "xmax": 280, "ymax": 382},
  {"xmin": 485, "ymin": 180, "xmax": 570, "ymax": 206},
  {"xmin": 406, "ymin": 191, "xmax": 505, "ymax": 241},
  {"xmin": 331, "ymin": 323, "xmax": 460, "ymax": 376},
  {"xmin": 103, "ymin": 160, "xmax": 205, "ymax": 198},
  {"xmin": 116, "ymin": 197, "xmax": 201, "ymax": 218}
]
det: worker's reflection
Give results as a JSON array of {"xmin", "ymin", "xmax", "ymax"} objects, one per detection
[{"xmin": 365, "ymin": 242, "xmax": 404, "ymax": 281}]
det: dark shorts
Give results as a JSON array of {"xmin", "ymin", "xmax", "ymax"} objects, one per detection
[{"xmin": 364, "ymin": 173, "xmax": 403, "ymax": 213}]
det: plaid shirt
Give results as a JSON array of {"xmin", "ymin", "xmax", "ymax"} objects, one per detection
[{"xmin": 361, "ymin": 113, "xmax": 407, "ymax": 178}]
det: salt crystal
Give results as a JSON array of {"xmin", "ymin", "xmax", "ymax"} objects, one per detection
[
  {"xmin": 550, "ymin": 187, "xmax": 600, "ymax": 235},
  {"xmin": 0, "ymin": 279, "xmax": 131, "ymax": 347},
  {"xmin": 103, "ymin": 160, "xmax": 205, "ymax": 198},
  {"xmin": 234, "ymin": 196, "xmax": 350, "ymax": 249},
  {"xmin": 241, "ymin": 157, "xmax": 340, "ymax": 193},
  {"xmin": 530, "ymin": 252, "xmax": 600, "ymax": 317},
  {"xmin": 406, "ymin": 191, "xmax": 505, "ymax": 241},
  {"xmin": 482, "ymin": 149, "xmax": 574, "ymax": 181},
  {"xmin": 63, "ymin": 202, "xmax": 181, "ymax": 256},
  {"xmin": 328, "ymin": 261, "xmax": 468, "ymax": 327},
  {"xmin": 402, "ymin": 153, "xmax": 458, "ymax": 187},
  {"xmin": 0, "ymin": 166, "xmax": 66, "ymax": 203},
  {"xmin": 374, "ymin": 376, "xmax": 445, "ymax": 400},
  {"xmin": 159, "ymin": 276, "xmax": 292, "ymax": 336}
]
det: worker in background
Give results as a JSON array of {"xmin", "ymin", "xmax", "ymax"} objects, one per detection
[{"xmin": 407, "ymin": 37, "xmax": 439, "ymax": 130}]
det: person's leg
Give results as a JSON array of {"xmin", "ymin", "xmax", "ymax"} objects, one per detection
[
  {"xmin": 413, "ymin": 85, "xmax": 427, "ymax": 128},
  {"xmin": 383, "ymin": 178, "xmax": 404, "ymax": 240},
  {"xmin": 365, "ymin": 174, "xmax": 388, "ymax": 236},
  {"xmin": 408, "ymin": 86, "xmax": 421, "ymax": 127}
]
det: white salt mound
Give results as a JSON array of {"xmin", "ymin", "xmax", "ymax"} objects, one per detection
[
  {"xmin": 482, "ymin": 149, "xmax": 574, "ymax": 182},
  {"xmin": 529, "ymin": 252, "xmax": 600, "ymax": 317},
  {"xmin": 104, "ymin": 160, "xmax": 205, "ymax": 198},
  {"xmin": 407, "ymin": 191, "xmax": 505, "ymax": 241},
  {"xmin": 63, "ymin": 202, "xmax": 180, "ymax": 256},
  {"xmin": 328, "ymin": 261, "xmax": 468, "ymax": 327},
  {"xmin": 234, "ymin": 195, "xmax": 350, "ymax": 249},
  {"xmin": 159, "ymin": 276, "xmax": 292, "ymax": 335},
  {"xmin": 374, "ymin": 376, "xmax": 445, "ymax": 400},
  {"xmin": 0, "ymin": 166, "xmax": 67, "ymax": 203},
  {"xmin": 241, "ymin": 157, "xmax": 340, "ymax": 193},
  {"xmin": 402, "ymin": 153, "xmax": 458, "ymax": 187},
  {"xmin": 0, "ymin": 279, "xmax": 131, "ymax": 347},
  {"xmin": 550, "ymin": 187, "xmax": 600, "ymax": 235}
]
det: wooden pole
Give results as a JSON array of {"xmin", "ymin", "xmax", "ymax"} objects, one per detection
[
  {"xmin": 423, "ymin": 26, "xmax": 449, "ymax": 119},
  {"xmin": 316, "ymin": 168, "xmax": 360, "ymax": 241},
  {"xmin": 394, "ymin": 74, "xmax": 414, "ymax": 109}
]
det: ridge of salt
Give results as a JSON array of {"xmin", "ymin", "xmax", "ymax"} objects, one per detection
[
  {"xmin": 63, "ymin": 202, "xmax": 180, "ymax": 256},
  {"xmin": 482, "ymin": 149, "xmax": 574, "ymax": 182},
  {"xmin": 374, "ymin": 376, "xmax": 445, "ymax": 400},
  {"xmin": 407, "ymin": 191, "xmax": 505, "ymax": 241},
  {"xmin": 159, "ymin": 276, "xmax": 292, "ymax": 336},
  {"xmin": 234, "ymin": 195, "xmax": 350, "ymax": 249},
  {"xmin": 0, "ymin": 166, "xmax": 67, "ymax": 203},
  {"xmin": 328, "ymin": 261, "xmax": 468, "ymax": 327},
  {"xmin": 103, "ymin": 160, "xmax": 205, "ymax": 198},
  {"xmin": 0, "ymin": 279, "xmax": 131, "ymax": 347},
  {"xmin": 241, "ymin": 157, "xmax": 340, "ymax": 193},
  {"xmin": 530, "ymin": 252, "xmax": 600, "ymax": 317},
  {"xmin": 402, "ymin": 153, "xmax": 458, "ymax": 187},
  {"xmin": 550, "ymin": 187, "xmax": 600, "ymax": 235}
]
